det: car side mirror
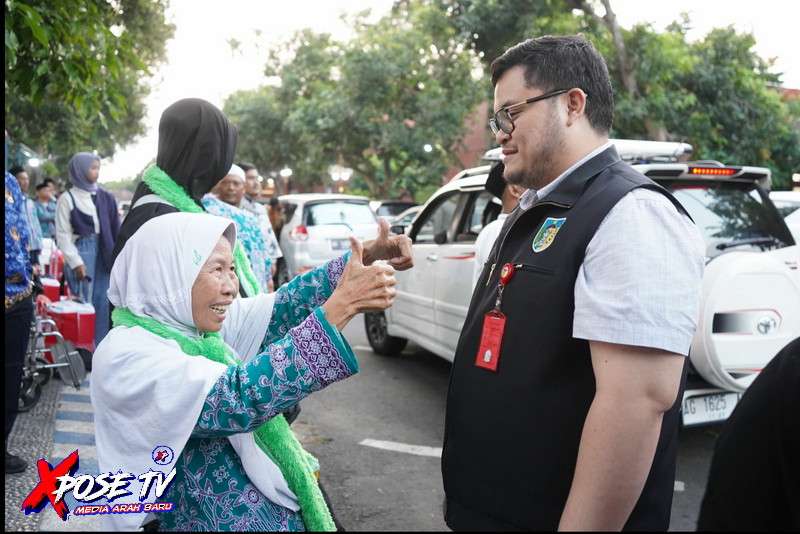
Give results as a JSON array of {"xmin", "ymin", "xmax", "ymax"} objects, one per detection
[
  {"xmin": 434, "ymin": 231, "xmax": 448, "ymax": 245},
  {"xmin": 390, "ymin": 224, "xmax": 406, "ymax": 235}
]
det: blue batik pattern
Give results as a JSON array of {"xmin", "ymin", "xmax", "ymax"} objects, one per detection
[
  {"xmin": 264, "ymin": 253, "xmax": 350, "ymax": 344},
  {"xmin": 202, "ymin": 194, "xmax": 274, "ymax": 293},
  {"xmin": 160, "ymin": 306, "xmax": 357, "ymax": 531},
  {"xmin": 5, "ymin": 173, "xmax": 32, "ymax": 308}
]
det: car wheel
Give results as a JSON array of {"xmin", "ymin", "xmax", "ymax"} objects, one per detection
[{"xmin": 364, "ymin": 311, "xmax": 407, "ymax": 356}]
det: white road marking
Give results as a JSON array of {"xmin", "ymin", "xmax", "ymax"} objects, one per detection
[
  {"xmin": 674, "ymin": 480, "xmax": 685, "ymax": 492},
  {"xmin": 359, "ymin": 439, "xmax": 442, "ymax": 458},
  {"xmin": 55, "ymin": 419, "xmax": 96, "ymax": 434},
  {"xmin": 352, "ymin": 345, "xmax": 374, "ymax": 352},
  {"xmin": 52, "ymin": 443, "xmax": 96, "ymax": 460},
  {"xmin": 58, "ymin": 401, "xmax": 94, "ymax": 413}
]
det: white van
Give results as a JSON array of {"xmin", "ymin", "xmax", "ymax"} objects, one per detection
[{"xmin": 366, "ymin": 139, "xmax": 800, "ymax": 427}]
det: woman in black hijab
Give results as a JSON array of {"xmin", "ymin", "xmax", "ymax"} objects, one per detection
[{"xmin": 111, "ymin": 98, "xmax": 238, "ymax": 263}]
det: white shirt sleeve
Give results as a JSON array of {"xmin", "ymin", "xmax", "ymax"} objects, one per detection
[
  {"xmin": 573, "ymin": 189, "xmax": 706, "ymax": 355},
  {"xmin": 473, "ymin": 219, "xmax": 499, "ymax": 287},
  {"xmin": 55, "ymin": 193, "xmax": 84, "ymax": 269}
]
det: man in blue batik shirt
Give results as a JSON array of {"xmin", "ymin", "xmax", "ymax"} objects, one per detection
[{"xmin": 5, "ymin": 171, "xmax": 36, "ymax": 473}]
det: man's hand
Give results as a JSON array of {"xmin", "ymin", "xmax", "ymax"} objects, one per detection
[
  {"xmin": 74, "ymin": 264, "xmax": 87, "ymax": 280},
  {"xmin": 362, "ymin": 219, "xmax": 413, "ymax": 271}
]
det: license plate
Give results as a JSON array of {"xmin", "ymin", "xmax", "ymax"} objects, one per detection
[
  {"xmin": 330, "ymin": 239, "xmax": 349, "ymax": 251},
  {"xmin": 681, "ymin": 392, "xmax": 741, "ymax": 426}
]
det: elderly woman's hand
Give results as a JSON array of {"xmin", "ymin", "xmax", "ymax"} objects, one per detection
[
  {"xmin": 362, "ymin": 219, "xmax": 413, "ymax": 271},
  {"xmin": 323, "ymin": 237, "xmax": 397, "ymax": 330}
]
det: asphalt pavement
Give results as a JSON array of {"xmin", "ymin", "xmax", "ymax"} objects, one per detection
[
  {"xmin": 297, "ymin": 320, "xmax": 720, "ymax": 531},
  {"xmin": 4, "ymin": 318, "xmax": 719, "ymax": 531}
]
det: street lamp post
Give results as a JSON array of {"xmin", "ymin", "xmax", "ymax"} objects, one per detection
[{"xmin": 329, "ymin": 165, "xmax": 353, "ymax": 193}]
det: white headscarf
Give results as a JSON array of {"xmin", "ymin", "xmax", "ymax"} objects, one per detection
[
  {"xmin": 93, "ymin": 213, "xmax": 297, "ymax": 531},
  {"xmin": 108, "ymin": 211, "xmax": 237, "ymax": 334},
  {"xmin": 226, "ymin": 163, "xmax": 245, "ymax": 182}
]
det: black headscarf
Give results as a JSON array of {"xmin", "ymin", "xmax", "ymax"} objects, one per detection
[{"xmin": 156, "ymin": 98, "xmax": 238, "ymax": 202}]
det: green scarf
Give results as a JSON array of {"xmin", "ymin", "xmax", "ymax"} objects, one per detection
[
  {"xmin": 141, "ymin": 165, "xmax": 261, "ymax": 298},
  {"xmin": 111, "ymin": 307, "xmax": 335, "ymax": 531}
]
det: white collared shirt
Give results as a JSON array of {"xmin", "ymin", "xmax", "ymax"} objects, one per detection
[{"xmin": 516, "ymin": 142, "xmax": 705, "ymax": 355}]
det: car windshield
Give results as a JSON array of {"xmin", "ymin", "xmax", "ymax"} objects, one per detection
[
  {"xmin": 377, "ymin": 203, "xmax": 415, "ymax": 217},
  {"xmin": 662, "ymin": 180, "xmax": 794, "ymax": 260},
  {"xmin": 305, "ymin": 201, "xmax": 377, "ymax": 226}
]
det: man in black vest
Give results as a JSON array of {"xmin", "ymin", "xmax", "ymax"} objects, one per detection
[{"xmin": 442, "ymin": 35, "xmax": 705, "ymax": 530}]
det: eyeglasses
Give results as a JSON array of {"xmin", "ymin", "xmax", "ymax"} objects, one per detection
[{"xmin": 489, "ymin": 88, "xmax": 578, "ymax": 135}]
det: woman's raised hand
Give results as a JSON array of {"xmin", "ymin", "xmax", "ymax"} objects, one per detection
[{"xmin": 322, "ymin": 236, "xmax": 397, "ymax": 330}]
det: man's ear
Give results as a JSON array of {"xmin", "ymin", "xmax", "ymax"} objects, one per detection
[{"xmin": 565, "ymin": 89, "xmax": 588, "ymax": 127}]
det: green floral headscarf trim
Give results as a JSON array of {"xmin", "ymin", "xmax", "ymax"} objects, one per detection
[
  {"xmin": 141, "ymin": 165, "xmax": 261, "ymax": 298},
  {"xmin": 111, "ymin": 307, "xmax": 336, "ymax": 531}
]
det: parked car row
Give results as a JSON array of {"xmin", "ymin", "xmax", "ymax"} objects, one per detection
[{"xmin": 365, "ymin": 139, "xmax": 800, "ymax": 428}]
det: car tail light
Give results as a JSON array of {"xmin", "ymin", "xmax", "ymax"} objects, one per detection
[
  {"xmin": 688, "ymin": 167, "xmax": 737, "ymax": 176},
  {"xmin": 289, "ymin": 225, "xmax": 309, "ymax": 241}
]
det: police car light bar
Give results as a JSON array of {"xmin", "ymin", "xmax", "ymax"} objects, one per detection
[{"xmin": 480, "ymin": 139, "xmax": 693, "ymax": 164}]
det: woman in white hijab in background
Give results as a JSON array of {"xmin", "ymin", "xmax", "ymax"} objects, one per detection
[{"xmin": 91, "ymin": 211, "xmax": 402, "ymax": 531}]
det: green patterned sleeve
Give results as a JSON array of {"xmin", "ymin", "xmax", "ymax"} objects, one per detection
[
  {"xmin": 263, "ymin": 252, "xmax": 350, "ymax": 346},
  {"xmin": 192, "ymin": 307, "xmax": 358, "ymax": 437}
]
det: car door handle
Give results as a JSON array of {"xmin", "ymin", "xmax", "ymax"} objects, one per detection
[{"xmin": 427, "ymin": 254, "xmax": 439, "ymax": 262}]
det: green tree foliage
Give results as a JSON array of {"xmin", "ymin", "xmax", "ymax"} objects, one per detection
[
  {"xmin": 5, "ymin": 0, "xmax": 174, "ymax": 169},
  {"xmin": 225, "ymin": 4, "xmax": 484, "ymax": 199},
  {"xmin": 436, "ymin": 0, "xmax": 800, "ymax": 189}
]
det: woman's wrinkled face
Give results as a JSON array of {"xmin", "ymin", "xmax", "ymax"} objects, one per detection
[
  {"xmin": 87, "ymin": 160, "xmax": 100, "ymax": 183},
  {"xmin": 191, "ymin": 236, "xmax": 239, "ymax": 332}
]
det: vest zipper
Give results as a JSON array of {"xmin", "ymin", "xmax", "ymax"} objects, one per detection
[
  {"xmin": 514, "ymin": 263, "xmax": 555, "ymax": 275},
  {"xmin": 485, "ymin": 200, "xmax": 570, "ymax": 287}
]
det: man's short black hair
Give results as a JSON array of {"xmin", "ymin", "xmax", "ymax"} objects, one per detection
[
  {"xmin": 42, "ymin": 177, "xmax": 56, "ymax": 186},
  {"xmin": 9, "ymin": 165, "xmax": 25, "ymax": 177},
  {"xmin": 238, "ymin": 162, "xmax": 256, "ymax": 173},
  {"xmin": 490, "ymin": 35, "xmax": 613, "ymax": 133},
  {"xmin": 35, "ymin": 182, "xmax": 50, "ymax": 191}
]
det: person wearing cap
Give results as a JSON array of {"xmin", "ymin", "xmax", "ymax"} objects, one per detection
[
  {"xmin": 472, "ymin": 162, "xmax": 524, "ymax": 287},
  {"xmin": 203, "ymin": 164, "xmax": 281, "ymax": 293}
]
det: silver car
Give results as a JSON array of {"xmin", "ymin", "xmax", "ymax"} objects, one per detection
[{"xmin": 278, "ymin": 194, "xmax": 380, "ymax": 280}]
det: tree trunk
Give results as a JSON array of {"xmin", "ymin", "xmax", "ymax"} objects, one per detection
[{"xmin": 570, "ymin": 0, "xmax": 669, "ymax": 140}]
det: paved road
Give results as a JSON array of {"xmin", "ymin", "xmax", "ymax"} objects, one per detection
[
  {"xmin": 5, "ymin": 318, "xmax": 718, "ymax": 532},
  {"xmin": 297, "ymin": 319, "xmax": 720, "ymax": 531}
]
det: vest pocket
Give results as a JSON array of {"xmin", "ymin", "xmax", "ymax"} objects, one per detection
[{"xmin": 514, "ymin": 263, "xmax": 555, "ymax": 276}]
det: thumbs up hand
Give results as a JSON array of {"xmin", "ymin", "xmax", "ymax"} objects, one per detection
[
  {"xmin": 322, "ymin": 235, "xmax": 397, "ymax": 330},
  {"xmin": 362, "ymin": 218, "xmax": 414, "ymax": 271}
]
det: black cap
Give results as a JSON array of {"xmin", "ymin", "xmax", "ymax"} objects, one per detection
[{"xmin": 485, "ymin": 161, "xmax": 506, "ymax": 199}]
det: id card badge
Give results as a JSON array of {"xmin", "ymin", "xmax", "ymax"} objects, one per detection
[{"xmin": 474, "ymin": 310, "xmax": 506, "ymax": 372}]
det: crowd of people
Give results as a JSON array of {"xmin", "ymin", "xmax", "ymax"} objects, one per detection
[{"xmin": 5, "ymin": 32, "xmax": 798, "ymax": 532}]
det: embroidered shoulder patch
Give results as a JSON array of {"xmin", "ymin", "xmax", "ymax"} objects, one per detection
[{"xmin": 532, "ymin": 217, "xmax": 566, "ymax": 253}]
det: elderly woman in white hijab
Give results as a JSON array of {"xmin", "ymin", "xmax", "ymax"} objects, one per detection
[
  {"xmin": 202, "ymin": 164, "xmax": 282, "ymax": 292},
  {"xmin": 91, "ymin": 212, "xmax": 404, "ymax": 531}
]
